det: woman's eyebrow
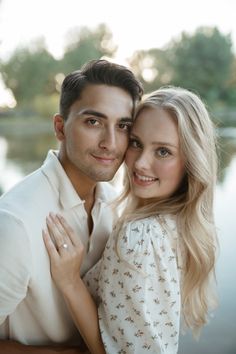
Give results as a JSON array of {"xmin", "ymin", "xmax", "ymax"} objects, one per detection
[{"xmin": 130, "ymin": 133, "xmax": 178, "ymax": 148}]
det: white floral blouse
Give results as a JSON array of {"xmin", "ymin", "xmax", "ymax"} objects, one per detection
[{"xmin": 83, "ymin": 215, "xmax": 184, "ymax": 354}]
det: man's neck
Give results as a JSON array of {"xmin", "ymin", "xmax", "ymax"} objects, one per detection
[
  {"xmin": 61, "ymin": 160, "xmax": 96, "ymax": 235},
  {"xmin": 58, "ymin": 151, "xmax": 97, "ymax": 207}
]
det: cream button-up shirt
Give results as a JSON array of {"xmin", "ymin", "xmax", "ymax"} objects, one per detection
[{"xmin": 0, "ymin": 150, "xmax": 117, "ymax": 345}]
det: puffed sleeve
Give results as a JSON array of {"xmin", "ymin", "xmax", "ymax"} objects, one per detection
[
  {"xmin": 0, "ymin": 211, "xmax": 32, "ymax": 325},
  {"xmin": 101, "ymin": 216, "xmax": 181, "ymax": 354}
]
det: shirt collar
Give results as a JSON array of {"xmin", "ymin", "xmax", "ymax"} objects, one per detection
[{"xmin": 41, "ymin": 150, "xmax": 111, "ymax": 209}]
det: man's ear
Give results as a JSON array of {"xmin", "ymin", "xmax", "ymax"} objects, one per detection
[{"xmin": 53, "ymin": 114, "xmax": 65, "ymax": 141}]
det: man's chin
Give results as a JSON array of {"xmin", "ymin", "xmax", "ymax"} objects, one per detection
[{"xmin": 93, "ymin": 170, "xmax": 118, "ymax": 182}]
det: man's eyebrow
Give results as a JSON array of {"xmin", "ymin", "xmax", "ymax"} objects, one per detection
[
  {"xmin": 77, "ymin": 109, "xmax": 133, "ymax": 122},
  {"xmin": 77, "ymin": 109, "xmax": 107, "ymax": 118}
]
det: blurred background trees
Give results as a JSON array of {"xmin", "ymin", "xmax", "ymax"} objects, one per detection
[
  {"xmin": 129, "ymin": 27, "xmax": 236, "ymax": 108},
  {"xmin": 0, "ymin": 23, "xmax": 116, "ymax": 117},
  {"xmin": 0, "ymin": 24, "xmax": 235, "ymax": 120}
]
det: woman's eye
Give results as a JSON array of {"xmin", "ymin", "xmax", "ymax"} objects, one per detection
[{"xmin": 156, "ymin": 147, "xmax": 170, "ymax": 157}]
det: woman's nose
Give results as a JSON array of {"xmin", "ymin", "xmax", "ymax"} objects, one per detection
[{"xmin": 134, "ymin": 150, "xmax": 150, "ymax": 171}]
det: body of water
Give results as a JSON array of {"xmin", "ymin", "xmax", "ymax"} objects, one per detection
[{"xmin": 0, "ymin": 123, "xmax": 236, "ymax": 353}]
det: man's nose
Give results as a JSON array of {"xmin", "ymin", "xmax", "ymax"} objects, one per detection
[{"xmin": 99, "ymin": 128, "xmax": 116, "ymax": 150}]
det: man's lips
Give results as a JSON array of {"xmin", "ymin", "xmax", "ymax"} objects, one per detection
[{"xmin": 92, "ymin": 154, "xmax": 117, "ymax": 165}]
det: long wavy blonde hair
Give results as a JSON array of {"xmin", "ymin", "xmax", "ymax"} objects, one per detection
[{"xmin": 115, "ymin": 86, "xmax": 218, "ymax": 335}]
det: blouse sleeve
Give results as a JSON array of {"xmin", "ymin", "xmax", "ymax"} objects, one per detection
[
  {"xmin": 105, "ymin": 216, "xmax": 182, "ymax": 353},
  {"xmin": 82, "ymin": 259, "xmax": 102, "ymax": 303}
]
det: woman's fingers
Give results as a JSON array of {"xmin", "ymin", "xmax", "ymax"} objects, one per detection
[
  {"xmin": 55, "ymin": 213, "xmax": 82, "ymax": 247},
  {"xmin": 46, "ymin": 213, "xmax": 73, "ymax": 252},
  {"xmin": 43, "ymin": 214, "xmax": 85, "ymax": 291},
  {"xmin": 42, "ymin": 229, "xmax": 59, "ymax": 260},
  {"xmin": 45, "ymin": 213, "xmax": 84, "ymax": 257}
]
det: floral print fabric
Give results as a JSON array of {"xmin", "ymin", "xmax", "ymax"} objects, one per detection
[{"xmin": 83, "ymin": 215, "xmax": 184, "ymax": 354}]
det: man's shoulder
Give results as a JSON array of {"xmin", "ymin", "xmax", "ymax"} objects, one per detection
[{"xmin": 0, "ymin": 167, "xmax": 46, "ymax": 213}]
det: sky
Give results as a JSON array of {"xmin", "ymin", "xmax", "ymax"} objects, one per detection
[{"xmin": 0, "ymin": 0, "xmax": 236, "ymax": 106}]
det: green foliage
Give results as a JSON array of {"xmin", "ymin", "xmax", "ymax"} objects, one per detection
[
  {"xmin": 168, "ymin": 27, "xmax": 234, "ymax": 104},
  {"xmin": 129, "ymin": 27, "xmax": 236, "ymax": 108},
  {"xmin": 32, "ymin": 93, "xmax": 60, "ymax": 118},
  {"xmin": 128, "ymin": 48, "xmax": 173, "ymax": 93},
  {"xmin": 61, "ymin": 24, "xmax": 116, "ymax": 74},
  {"xmin": 1, "ymin": 24, "xmax": 236, "ymax": 117},
  {"xmin": 0, "ymin": 24, "xmax": 116, "ymax": 112},
  {"xmin": 0, "ymin": 39, "xmax": 59, "ymax": 105}
]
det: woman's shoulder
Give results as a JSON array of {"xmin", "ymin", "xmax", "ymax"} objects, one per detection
[
  {"xmin": 118, "ymin": 214, "xmax": 178, "ymax": 251},
  {"xmin": 125, "ymin": 214, "xmax": 177, "ymax": 235}
]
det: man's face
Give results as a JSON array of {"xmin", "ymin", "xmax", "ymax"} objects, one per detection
[{"xmin": 55, "ymin": 84, "xmax": 134, "ymax": 183}]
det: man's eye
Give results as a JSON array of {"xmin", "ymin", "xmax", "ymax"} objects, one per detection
[
  {"xmin": 87, "ymin": 119, "xmax": 99, "ymax": 126},
  {"xmin": 129, "ymin": 138, "xmax": 142, "ymax": 148},
  {"xmin": 119, "ymin": 123, "xmax": 132, "ymax": 131}
]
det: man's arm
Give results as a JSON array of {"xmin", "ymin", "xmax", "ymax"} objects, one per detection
[
  {"xmin": 0, "ymin": 212, "xmax": 32, "ymax": 320},
  {"xmin": 0, "ymin": 340, "xmax": 88, "ymax": 354},
  {"xmin": 0, "ymin": 213, "xmax": 88, "ymax": 353}
]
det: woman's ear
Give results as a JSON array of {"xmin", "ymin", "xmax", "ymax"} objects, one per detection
[{"xmin": 53, "ymin": 114, "xmax": 65, "ymax": 141}]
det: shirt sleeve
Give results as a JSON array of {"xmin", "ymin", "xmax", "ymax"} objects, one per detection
[
  {"xmin": 102, "ymin": 217, "xmax": 181, "ymax": 353},
  {"xmin": 83, "ymin": 259, "xmax": 102, "ymax": 304},
  {"xmin": 0, "ymin": 211, "xmax": 32, "ymax": 325}
]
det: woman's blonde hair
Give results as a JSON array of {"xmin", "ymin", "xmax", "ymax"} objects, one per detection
[{"xmin": 116, "ymin": 86, "xmax": 218, "ymax": 335}]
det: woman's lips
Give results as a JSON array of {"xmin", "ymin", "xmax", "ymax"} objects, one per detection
[{"xmin": 133, "ymin": 171, "xmax": 158, "ymax": 186}]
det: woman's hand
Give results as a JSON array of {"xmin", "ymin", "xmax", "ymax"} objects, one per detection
[
  {"xmin": 43, "ymin": 213, "xmax": 105, "ymax": 354},
  {"xmin": 43, "ymin": 213, "xmax": 85, "ymax": 293}
]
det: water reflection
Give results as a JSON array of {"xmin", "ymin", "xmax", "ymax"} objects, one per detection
[
  {"xmin": 0, "ymin": 137, "xmax": 24, "ymax": 193},
  {"xmin": 0, "ymin": 127, "xmax": 236, "ymax": 353},
  {"xmin": 217, "ymin": 127, "xmax": 236, "ymax": 183},
  {"xmin": 178, "ymin": 159, "xmax": 236, "ymax": 354},
  {"xmin": 3, "ymin": 132, "xmax": 58, "ymax": 175}
]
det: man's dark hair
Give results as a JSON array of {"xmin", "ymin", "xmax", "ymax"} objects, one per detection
[{"xmin": 59, "ymin": 59, "xmax": 143, "ymax": 119}]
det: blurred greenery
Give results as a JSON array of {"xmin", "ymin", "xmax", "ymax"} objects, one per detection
[
  {"xmin": 0, "ymin": 24, "xmax": 236, "ymax": 124},
  {"xmin": 0, "ymin": 24, "xmax": 116, "ymax": 117},
  {"xmin": 129, "ymin": 27, "xmax": 236, "ymax": 110}
]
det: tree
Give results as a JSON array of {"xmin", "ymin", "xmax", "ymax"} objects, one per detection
[
  {"xmin": 129, "ymin": 27, "xmax": 236, "ymax": 107},
  {"xmin": 128, "ymin": 48, "xmax": 173, "ymax": 93},
  {"xmin": 61, "ymin": 24, "xmax": 117, "ymax": 74},
  {"xmin": 168, "ymin": 27, "xmax": 234, "ymax": 104},
  {"xmin": 0, "ymin": 24, "xmax": 117, "ymax": 111},
  {"xmin": 0, "ymin": 38, "xmax": 59, "ymax": 106}
]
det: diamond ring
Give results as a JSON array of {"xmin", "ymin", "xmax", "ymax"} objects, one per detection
[{"xmin": 59, "ymin": 243, "xmax": 68, "ymax": 250}]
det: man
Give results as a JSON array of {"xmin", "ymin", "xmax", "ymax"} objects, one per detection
[{"xmin": 0, "ymin": 59, "xmax": 143, "ymax": 353}]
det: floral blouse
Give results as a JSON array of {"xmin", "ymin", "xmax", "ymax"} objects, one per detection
[{"xmin": 83, "ymin": 215, "xmax": 184, "ymax": 354}]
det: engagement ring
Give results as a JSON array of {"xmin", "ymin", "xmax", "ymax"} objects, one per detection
[{"xmin": 59, "ymin": 243, "xmax": 68, "ymax": 249}]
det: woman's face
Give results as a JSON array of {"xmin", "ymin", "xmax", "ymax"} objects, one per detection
[{"xmin": 125, "ymin": 106, "xmax": 185, "ymax": 202}]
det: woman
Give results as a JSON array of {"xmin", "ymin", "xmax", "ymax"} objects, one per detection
[{"xmin": 43, "ymin": 86, "xmax": 218, "ymax": 354}]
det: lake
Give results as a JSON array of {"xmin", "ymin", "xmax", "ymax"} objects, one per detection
[{"xmin": 0, "ymin": 121, "xmax": 236, "ymax": 353}]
